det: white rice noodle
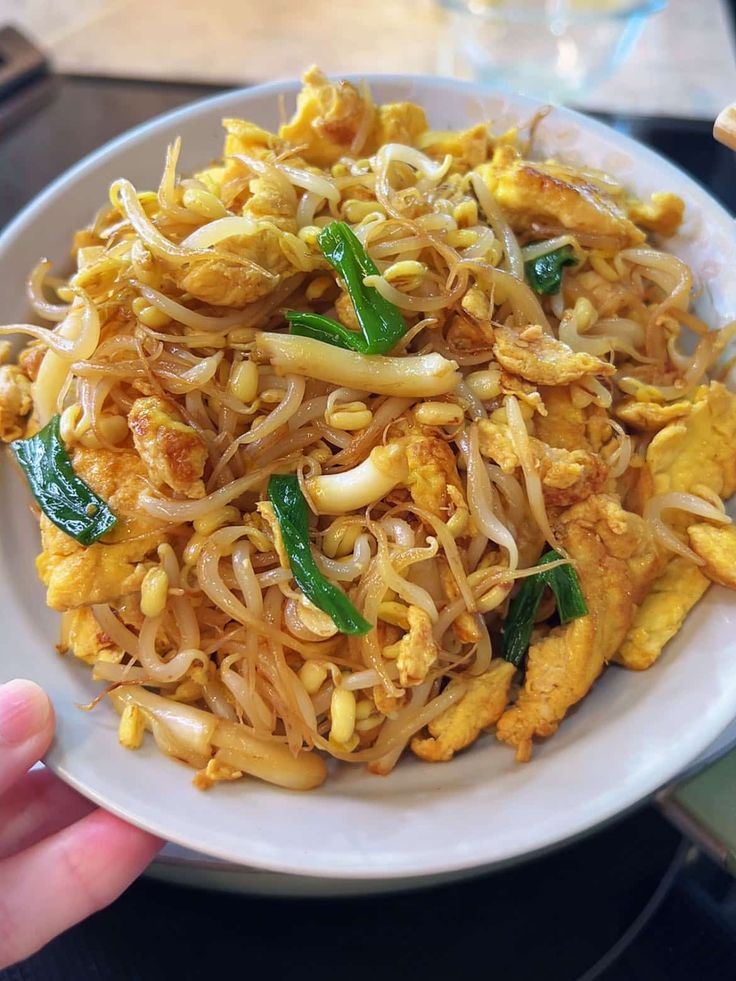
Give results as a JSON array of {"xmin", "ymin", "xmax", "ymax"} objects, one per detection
[
  {"xmin": 232, "ymin": 541, "xmax": 264, "ymax": 617},
  {"xmin": 181, "ymin": 215, "xmax": 258, "ymax": 249},
  {"xmin": 455, "ymin": 259, "xmax": 550, "ymax": 332},
  {"xmin": 277, "ymin": 164, "xmax": 340, "ymax": 203},
  {"xmin": 375, "ymin": 144, "xmax": 453, "ymax": 183},
  {"xmin": 505, "ymin": 394, "xmax": 560, "ymax": 551},
  {"xmin": 26, "ymin": 260, "xmax": 72, "ymax": 322},
  {"xmin": 158, "ymin": 138, "xmax": 202, "ymax": 224},
  {"xmin": 471, "ymin": 615, "xmax": 493, "ymax": 676},
  {"xmin": 255, "ymin": 333, "xmax": 460, "ymax": 397},
  {"xmin": 653, "ymin": 331, "xmax": 715, "ymax": 401},
  {"xmin": 454, "ymin": 379, "xmax": 487, "ymax": 420},
  {"xmin": 606, "ymin": 418, "xmax": 633, "ymax": 478},
  {"xmin": 460, "ymin": 226, "xmax": 497, "ymax": 260},
  {"xmin": 164, "ymin": 351, "xmax": 224, "ymax": 394},
  {"xmin": 351, "ymin": 79, "xmax": 375, "ymax": 154},
  {"xmin": 374, "ymin": 527, "xmax": 439, "ymax": 622},
  {"xmin": 644, "ymin": 491, "xmax": 731, "ymax": 565},
  {"xmin": 460, "ymin": 426, "xmax": 519, "ymax": 571},
  {"xmin": 196, "ymin": 527, "xmax": 322, "ymax": 656},
  {"xmin": 403, "ymin": 504, "xmax": 476, "ymax": 612},
  {"xmin": 158, "ymin": 544, "xmax": 200, "ymax": 650},
  {"xmin": 287, "ymin": 395, "xmax": 329, "ymax": 431},
  {"xmin": 241, "ymin": 374, "xmax": 306, "ymax": 444},
  {"xmin": 314, "ymin": 534, "xmax": 372, "ymax": 582},
  {"xmin": 470, "ymin": 172, "xmax": 524, "ymax": 280},
  {"xmin": 220, "ymin": 651, "xmax": 273, "ymax": 731},
  {"xmin": 92, "ymin": 604, "xmax": 140, "ymax": 658},
  {"xmin": 339, "ymin": 662, "xmax": 400, "ymax": 691},
  {"xmin": 415, "ymin": 213, "xmax": 458, "ymax": 233},
  {"xmin": 362, "ymin": 273, "xmax": 463, "ymax": 312},
  {"xmin": 521, "ymin": 235, "xmax": 580, "ymax": 263},
  {"xmin": 202, "ymin": 679, "xmax": 238, "ymax": 721},
  {"xmin": 296, "ymin": 191, "xmax": 324, "ymax": 229},
  {"xmin": 140, "ymin": 462, "xmax": 275, "ymax": 521},
  {"xmin": 112, "ymin": 179, "xmax": 216, "ymax": 265},
  {"xmin": 621, "ymin": 248, "xmax": 692, "ymax": 318},
  {"xmin": 486, "ymin": 464, "xmax": 526, "ymax": 518},
  {"xmin": 19, "ymin": 297, "xmax": 101, "ymax": 426},
  {"xmin": 368, "ymin": 680, "xmax": 466, "ymax": 774},
  {"xmin": 381, "ymin": 516, "xmax": 415, "ymax": 548},
  {"xmin": 137, "ymin": 615, "xmax": 207, "ymax": 684},
  {"xmin": 578, "ymin": 376, "xmax": 612, "ymax": 408},
  {"xmin": 1, "ymin": 293, "xmax": 99, "ymax": 363}
]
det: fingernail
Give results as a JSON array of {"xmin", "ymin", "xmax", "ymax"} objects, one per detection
[{"xmin": 0, "ymin": 680, "xmax": 51, "ymax": 746}]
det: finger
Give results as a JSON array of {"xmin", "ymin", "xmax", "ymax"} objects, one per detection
[
  {"xmin": 0, "ymin": 768, "xmax": 95, "ymax": 860},
  {"xmin": 0, "ymin": 809, "xmax": 163, "ymax": 969},
  {"xmin": 0, "ymin": 680, "xmax": 54, "ymax": 797}
]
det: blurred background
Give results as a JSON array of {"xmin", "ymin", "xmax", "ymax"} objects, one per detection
[{"xmin": 6, "ymin": 0, "xmax": 736, "ymax": 117}]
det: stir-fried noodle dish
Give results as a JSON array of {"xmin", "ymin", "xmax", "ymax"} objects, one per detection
[{"xmin": 3, "ymin": 68, "xmax": 736, "ymax": 792}]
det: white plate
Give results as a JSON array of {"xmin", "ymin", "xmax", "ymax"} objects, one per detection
[{"xmin": 2, "ymin": 75, "xmax": 736, "ymax": 885}]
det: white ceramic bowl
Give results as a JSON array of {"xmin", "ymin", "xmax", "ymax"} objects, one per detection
[{"xmin": 2, "ymin": 76, "xmax": 736, "ymax": 886}]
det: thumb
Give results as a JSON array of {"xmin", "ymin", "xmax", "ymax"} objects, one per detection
[{"xmin": 0, "ymin": 680, "xmax": 54, "ymax": 797}]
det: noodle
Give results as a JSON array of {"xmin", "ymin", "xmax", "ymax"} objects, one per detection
[{"xmin": 4, "ymin": 68, "xmax": 725, "ymax": 791}]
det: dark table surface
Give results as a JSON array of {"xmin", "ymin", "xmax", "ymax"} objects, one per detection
[{"xmin": 2, "ymin": 72, "xmax": 736, "ymax": 981}]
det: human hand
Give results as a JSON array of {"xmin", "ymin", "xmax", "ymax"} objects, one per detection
[{"xmin": 0, "ymin": 679, "xmax": 163, "ymax": 968}]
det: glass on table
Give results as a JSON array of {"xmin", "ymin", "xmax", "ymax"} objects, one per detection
[{"xmin": 435, "ymin": 0, "xmax": 667, "ymax": 104}]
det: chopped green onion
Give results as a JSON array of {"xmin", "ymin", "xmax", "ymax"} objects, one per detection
[
  {"xmin": 502, "ymin": 549, "xmax": 589, "ymax": 668},
  {"xmin": 267, "ymin": 474, "xmax": 372, "ymax": 636},
  {"xmin": 524, "ymin": 245, "xmax": 578, "ymax": 295},
  {"xmin": 11, "ymin": 415, "xmax": 117, "ymax": 546},
  {"xmin": 285, "ymin": 310, "xmax": 364, "ymax": 352},
  {"xmin": 287, "ymin": 221, "xmax": 407, "ymax": 354}
]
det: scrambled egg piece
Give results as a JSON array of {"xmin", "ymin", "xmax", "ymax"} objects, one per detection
[
  {"xmin": 616, "ymin": 557, "xmax": 709, "ymax": 670},
  {"xmin": 477, "ymin": 416, "xmax": 519, "ymax": 473},
  {"xmin": 373, "ymin": 102, "xmax": 428, "ymax": 149},
  {"xmin": 535, "ymin": 385, "xmax": 611, "ymax": 453},
  {"xmin": 118, "ymin": 703, "xmax": 146, "ymax": 750},
  {"xmin": 477, "ymin": 417, "xmax": 608, "ymax": 505},
  {"xmin": 626, "ymin": 191, "xmax": 684, "ymax": 237},
  {"xmin": 278, "ymin": 67, "xmax": 434, "ymax": 168},
  {"xmin": 37, "ymin": 448, "xmax": 167, "ymax": 611},
  {"xmin": 412, "ymin": 660, "xmax": 516, "ymax": 762},
  {"xmin": 128, "ymin": 396, "xmax": 207, "ymax": 499},
  {"xmin": 439, "ymin": 560, "xmax": 480, "ymax": 644},
  {"xmin": 475, "ymin": 145, "xmax": 645, "ymax": 247},
  {"xmin": 222, "ymin": 118, "xmax": 277, "ymax": 159},
  {"xmin": 417, "ymin": 123, "xmax": 489, "ymax": 170},
  {"xmin": 497, "ymin": 494, "xmax": 659, "ymax": 760},
  {"xmin": 687, "ymin": 522, "xmax": 736, "ymax": 588},
  {"xmin": 279, "ymin": 66, "xmax": 374, "ymax": 168},
  {"xmin": 17, "ymin": 343, "xmax": 46, "ymax": 383},
  {"xmin": 493, "ymin": 326, "xmax": 616, "ymax": 386},
  {"xmin": 536, "ymin": 443, "xmax": 609, "ymax": 507},
  {"xmin": 402, "ymin": 430, "xmax": 465, "ymax": 517},
  {"xmin": 256, "ymin": 501, "xmax": 289, "ymax": 569},
  {"xmin": 0, "ymin": 364, "xmax": 32, "ymax": 441},
  {"xmin": 241, "ymin": 178, "xmax": 299, "ymax": 233},
  {"xmin": 615, "ymin": 397, "xmax": 691, "ymax": 431},
  {"xmin": 499, "ymin": 370, "xmax": 547, "ymax": 417},
  {"xmin": 446, "ymin": 312, "xmax": 495, "ymax": 352},
  {"xmin": 176, "ymin": 223, "xmax": 290, "ymax": 307},
  {"xmin": 383, "ymin": 605, "xmax": 439, "ymax": 687},
  {"xmin": 647, "ymin": 382, "xmax": 736, "ymax": 503},
  {"xmin": 193, "ymin": 753, "xmax": 244, "ymax": 790},
  {"xmin": 65, "ymin": 606, "xmax": 122, "ymax": 665}
]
